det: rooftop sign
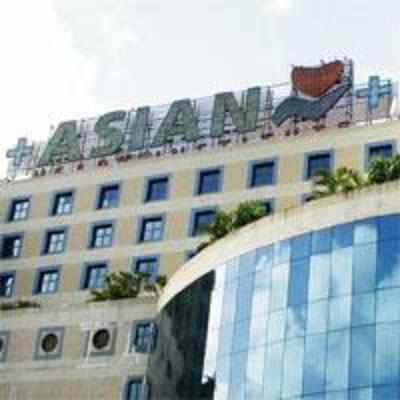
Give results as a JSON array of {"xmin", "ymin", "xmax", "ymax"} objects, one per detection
[{"xmin": 5, "ymin": 59, "xmax": 396, "ymax": 180}]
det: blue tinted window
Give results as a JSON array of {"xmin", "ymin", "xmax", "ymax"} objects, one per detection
[
  {"xmin": 331, "ymin": 248, "xmax": 353, "ymax": 297},
  {"xmin": 282, "ymin": 338, "xmax": 304, "ymax": 398},
  {"xmin": 255, "ymin": 246, "xmax": 273, "ymax": 272},
  {"xmin": 303, "ymin": 334, "xmax": 326, "ymax": 395},
  {"xmin": 251, "ymin": 269, "xmax": 270, "ymax": 317},
  {"xmin": 307, "ymin": 300, "xmax": 328, "ymax": 335},
  {"xmin": 215, "ymin": 357, "xmax": 231, "ymax": 399},
  {"xmin": 376, "ymin": 239, "xmax": 400, "ymax": 288},
  {"xmin": 350, "ymin": 325, "xmax": 375, "ymax": 388},
  {"xmin": 250, "ymin": 161, "xmax": 275, "ymax": 187},
  {"xmin": 228, "ymin": 351, "xmax": 247, "ymax": 400},
  {"xmin": 308, "ymin": 253, "xmax": 330, "ymax": 302},
  {"xmin": 351, "ymin": 292, "xmax": 375, "ymax": 327},
  {"xmin": 378, "ymin": 214, "xmax": 400, "ymax": 241},
  {"xmin": 270, "ymin": 264, "xmax": 289, "ymax": 310},
  {"xmin": 248, "ymin": 311, "xmax": 267, "ymax": 348},
  {"xmin": 326, "ymin": 330, "xmax": 350, "ymax": 391},
  {"xmin": 235, "ymin": 274, "xmax": 254, "ymax": 321},
  {"xmin": 146, "ymin": 177, "xmax": 169, "ymax": 202},
  {"xmin": 288, "ymin": 258, "xmax": 310, "ymax": 306},
  {"xmin": 375, "ymin": 323, "xmax": 400, "ymax": 385},
  {"xmin": 352, "ymin": 243, "xmax": 377, "ymax": 293},
  {"xmin": 267, "ymin": 310, "xmax": 286, "ymax": 343},
  {"xmin": 373, "ymin": 385, "xmax": 400, "ymax": 400},
  {"xmin": 97, "ymin": 184, "xmax": 119, "ymax": 209},
  {"xmin": 191, "ymin": 210, "xmax": 215, "ymax": 236},
  {"xmin": 274, "ymin": 239, "xmax": 291, "ymax": 264},
  {"xmin": 286, "ymin": 305, "xmax": 307, "ymax": 338},
  {"xmin": 306, "ymin": 152, "xmax": 332, "ymax": 179},
  {"xmin": 238, "ymin": 251, "xmax": 256, "ymax": 277},
  {"xmin": 263, "ymin": 343, "xmax": 284, "ymax": 400},
  {"xmin": 332, "ymin": 223, "xmax": 353, "ymax": 249},
  {"xmin": 291, "ymin": 233, "xmax": 311, "ymax": 260},
  {"xmin": 368, "ymin": 143, "xmax": 393, "ymax": 161},
  {"xmin": 197, "ymin": 169, "xmax": 221, "ymax": 195},
  {"xmin": 329, "ymin": 296, "xmax": 351, "ymax": 331},
  {"xmin": 312, "ymin": 227, "xmax": 332, "ymax": 254},
  {"xmin": 221, "ymin": 281, "xmax": 238, "ymax": 324},
  {"xmin": 350, "ymin": 388, "xmax": 373, "ymax": 400},
  {"xmin": 225, "ymin": 258, "xmax": 239, "ymax": 282},
  {"xmin": 354, "ymin": 218, "xmax": 377, "ymax": 245},
  {"xmin": 232, "ymin": 319, "xmax": 250, "ymax": 353},
  {"xmin": 246, "ymin": 348, "xmax": 265, "ymax": 398},
  {"xmin": 217, "ymin": 323, "xmax": 234, "ymax": 358},
  {"xmin": 376, "ymin": 288, "xmax": 400, "ymax": 322}
]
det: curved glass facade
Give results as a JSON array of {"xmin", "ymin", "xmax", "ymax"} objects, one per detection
[{"xmin": 149, "ymin": 214, "xmax": 400, "ymax": 399}]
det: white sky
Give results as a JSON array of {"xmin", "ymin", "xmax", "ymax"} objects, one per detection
[{"xmin": 1, "ymin": 0, "xmax": 399, "ymax": 176}]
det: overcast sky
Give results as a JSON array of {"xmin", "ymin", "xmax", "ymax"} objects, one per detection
[{"xmin": 1, "ymin": 0, "xmax": 399, "ymax": 176}]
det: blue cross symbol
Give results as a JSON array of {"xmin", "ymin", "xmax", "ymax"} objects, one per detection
[
  {"xmin": 356, "ymin": 75, "xmax": 392, "ymax": 110},
  {"xmin": 6, "ymin": 138, "xmax": 34, "ymax": 167}
]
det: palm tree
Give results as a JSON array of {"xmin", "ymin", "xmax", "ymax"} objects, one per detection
[
  {"xmin": 367, "ymin": 155, "xmax": 400, "ymax": 185},
  {"xmin": 312, "ymin": 167, "xmax": 365, "ymax": 200}
]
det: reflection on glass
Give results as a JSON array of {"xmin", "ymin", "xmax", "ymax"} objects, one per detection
[
  {"xmin": 282, "ymin": 337, "xmax": 305, "ymax": 398},
  {"xmin": 235, "ymin": 274, "xmax": 254, "ymax": 322},
  {"xmin": 312, "ymin": 227, "xmax": 332, "ymax": 254},
  {"xmin": 329, "ymin": 296, "xmax": 351, "ymax": 331},
  {"xmin": 331, "ymin": 247, "xmax": 353, "ymax": 296},
  {"xmin": 377, "ymin": 239, "xmax": 400, "ymax": 288},
  {"xmin": 308, "ymin": 253, "xmax": 330, "ymax": 302},
  {"xmin": 332, "ymin": 223, "xmax": 353, "ymax": 249},
  {"xmin": 291, "ymin": 233, "xmax": 311, "ymax": 261},
  {"xmin": 303, "ymin": 333, "xmax": 326, "ymax": 395},
  {"xmin": 351, "ymin": 292, "xmax": 375, "ymax": 327},
  {"xmin": 286, "ymin": 305, "xmax": 307, "ymax": 339},
  {"xmin": 326, "ymin": 330, "xmax": 350, "ymax": 391},
  {"xmin": 378, "ymin": 214, "xmax": 400, "ymax": 241},
  {"xmin": 353, "ymin": 243, "xmax": 376, "ymax": 293},
  {"xmin": 267, "ymin": 310, "xmax": 286, "ymax": 343},
  {"xmin": 246, "ymin": 348, "xmax": 265, "ymax": 398},
  {"xmin": 307, "ymin": 300, "xmax": 328, "ymax": 334},
  {"xmin": 375, "ymin": 323, "xmax": 400, "ymax": 385},
  {"xmin": 228, "ymin": 351, "xmax": 247, "ymax": 400},
  {"xmin": 270, "ymin": 264, "xmax": 289, "ymax": 310},
  {"xmin": 350, "ymin": 325, "xmax": 375, "ymax": 388},
  {"xmin": 221, "ymin": 281, "xmax": 238, "ymax": 324},
  {"xmin": 239, "ymin": 251, "xmax": 256, "ymax": 277},
  {"xmin": 263, "ymin": 343, "xmax": 284, "ymax": 400},
  {"xmin": 376, "ymin": 288, "xmax": 400, "ymax": 322},
  {"xmin": 288, "ymin": 258, "xmax": 310, "ymax": 306},
  {"xmin": 354, "ymin": 218, "xmax": 377, "ymax": 245}
]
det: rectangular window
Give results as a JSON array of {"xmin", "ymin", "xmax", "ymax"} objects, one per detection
[
  {"xmin": 43, "ymin": 230, "xmax": 66, "ymax": 254},
  {"xmin": 197, "ymin": 169, "xmax": 222, "ymax": 195},
  {"xmin": 305, "ymin": 152, "xmax": 332, "ymax": 180},
  {"xmin": 126, "ymin": 380, "xmax": 149, "ymax": 400},
  {"xmin": 83, "ymin": 263, "xmax": 108, "ymax": 289},
  {"xmin": 0, "ymin": 273, "xmax": 15, "ymax": 297},
  {"xmin": 36, "ymin": 269, "xmax": 59, "ymax": 294},
  {"xmin": 52, "ymin": 192, "xmax": 73, "ymax": 216},
  {"xmin": 250, "ymin": 161, "xmax": 275, "ymax": 187},
  {"xmin": 97, "ymin": 184, "xmax": 120, "ymax": 209},
  {"xmin": 1, "ymin": 235, "xmax": 23, "ymax": 259},
  {"xmin": 8, "ymin": 198, "xmax": 30, "ymax": 222},
  {"xmin": 90, "ymin": 223, "xmax": 114, "ymax": 249},
  {"xmin": 191, "ymin": 209, "xmax": 216, "ymax": 236},
  {"xmin": 134, "ymin": 257, "xmax": 159, "ymax": 277},
  {"xmin": 145, "ymin": 177, "xmax": 169, "ymax": 202},
  {"xmin": 368, "ymin": 143, "xmax": 393, "ymax": 161},
  {"xmin": 139, "ymin": 217, "xmax": 164, "ymax": 242},
  {"xmin": 133, "ymin": 322, "xmax": 155, "ymax": 353}
]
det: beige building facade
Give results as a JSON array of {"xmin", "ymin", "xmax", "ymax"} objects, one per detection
[{"xmin": 1, "ymin": 116, "xmax": 400, "ymax": 398}]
